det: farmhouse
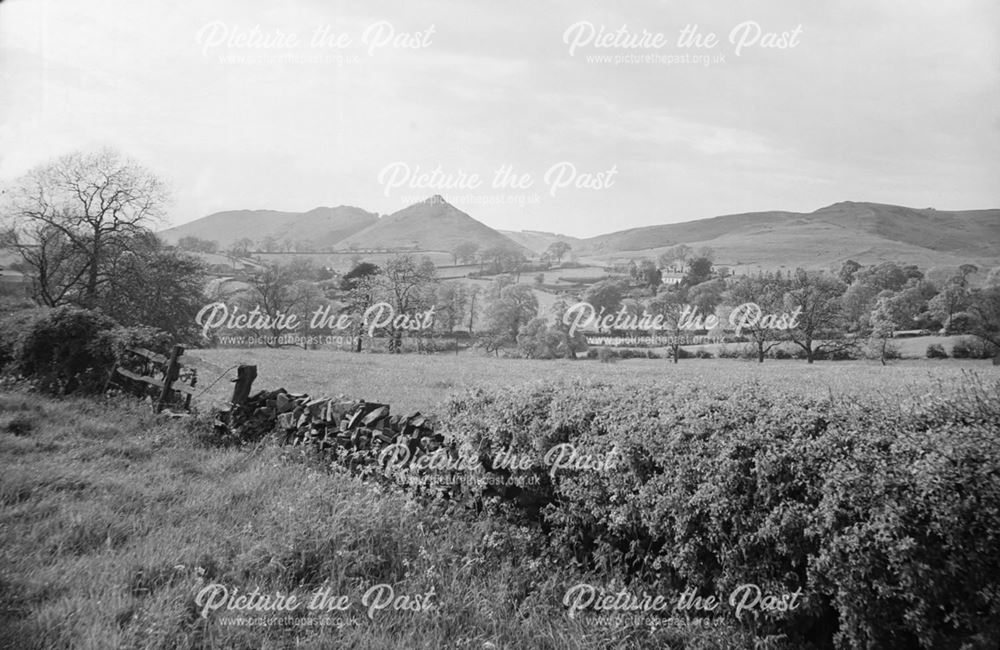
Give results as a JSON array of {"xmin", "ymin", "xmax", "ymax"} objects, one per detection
[{"xmin": 660, "ymin": 268, "xmax": 685, "ymax": 286}]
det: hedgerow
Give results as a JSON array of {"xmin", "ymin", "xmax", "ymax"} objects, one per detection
[{"xmin": 438, "ymin": 376, "xmax": 1000, "ymax": 649}]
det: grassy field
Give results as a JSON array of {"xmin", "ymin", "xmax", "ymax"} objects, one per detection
[
  {"xmin": 190, "ymin": 347, "xmax": 996, "ymax": 414},
  {"xmin": 2, "ymin": 353, "xmax": 997, "ymax": 648}
]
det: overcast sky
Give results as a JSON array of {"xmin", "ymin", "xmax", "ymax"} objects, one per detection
[{"xmin": 1, "ymin": 0, "xmax": 997, "ymax": 237}]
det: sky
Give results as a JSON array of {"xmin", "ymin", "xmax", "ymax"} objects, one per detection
[{"xmin": 1, "ymin": 0, "xmax": 998, "ymax": 238}]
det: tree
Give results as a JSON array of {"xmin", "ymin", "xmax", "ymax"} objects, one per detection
[
  {"xmin": 98, "ymin": 232, "xmax": 207, "ymax": 340},
  {"xmin": 688, "ymin": 278, "xmax": 725, "ymax": 315},
  {"xmin": 838, "ymin": 260, "xmax": 862, "ymax": 286},
  {"xmin": 928, "ymin": 282, "xmax": 970, "ymax": 333},
  {"xmin": 726, "ymin": 272, "xmax": 788, "ymax": 363},
  {"xmin": 228, "ymin": 238, "xmax": 254, "ymax": 258},
  {"xmin": 965, "ymin": 286, "xmax": 1000, "ymax": 357},
  {"xmin": 784, "ymin": 269, "xmax": 846, "ymax": 363},
  {"xmin": 684, "ymin": 257, "xmax": 714, "ymax": 287},
  {"xmin": 341, "ymin": 262, "xmax": 380, "ymax": 291},
  {"xmin": 481, "ymin": 284, "xmax": 538, "ymax": 355},
  {"xmin": 841, "ymin": 262, "xmax": 910, "ymax": 333},
  {"xmin": 452, "ymin": 241, "xmax": 479, "ymax": 265},
  {"xmin": 370, "ymin": 255, "xmax": 437, "ymax": 353},
  {"xmin": 637, "ymin": 259, "xmax": 661, "ymax": 289},
  {"xmin": 177, "ymin": 236, "xmax": 219, "ymax": 254},
  {"xmin": 583, "ymin": 279, "xmax": 626, "ymax": 330},
  {"xmin": 868, "ymin": 291, "xmax": 905, "ymax": 365},
  {"xmin": 646, "ymin": 288, "xmax": 687, "ymax": 363},
  {"xmin": 433, "ymin": 282, "xmax": 467, "ymax": 333},
  {"xmin": 2, "ymin": 148, "xmax": 167, "ymax": 308},
  {"xmin": 244, "ymin": 263, "xmax": 323, "ymax": 347},
  {"xmin": 545, "ymin": 241, "xmax": 572, "ymax": 264},
  {"xmin": 657, "ymin": 244, "xmax": 692, "ymax": 270}
]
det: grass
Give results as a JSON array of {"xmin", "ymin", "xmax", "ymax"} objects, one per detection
[
  {"xmin": 189, "ymin": 346, "xmax": 995, "ymax": 414},
  {"xmin": 4, "ymin": 390, "xmax": 746, "ymax": 650},
  {"xmin": 2, "ymin": 354, "xmax": 996, "ymax": 648}
]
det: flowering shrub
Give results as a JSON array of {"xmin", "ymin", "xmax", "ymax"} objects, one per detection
[{"xmin": 438, "ymin": 377, "xmax": 1000, "ymax": 648}]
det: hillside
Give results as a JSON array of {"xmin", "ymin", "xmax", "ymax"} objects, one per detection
[
  {"xmin": 498, "ymin": 230, "xmax": 583, "ymax": 255},
  {"xmin": 581, "ymin": 202, "xmax": 1000, "ymax": 270},
  {"xmin": 335, "ymin": 196, "xmax": 529, "ymax": 253},
  {"xmin": 159, "ymin": 206, "xmax": 378, "ymax": 249}
]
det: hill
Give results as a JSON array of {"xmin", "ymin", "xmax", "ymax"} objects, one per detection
[
  {"xmin": 159, "ymin": 206, "xmax": 378, "ymax": 250},
  {"xmin": 335, "ymin": 196, "xmax": 529, "ymax": 253},
  {"xmin": 498, "ymin": 230, "xmax": 583, "ymax": 256},
  {"xmin": 581, "ymin": 202, "xmax": 1000, "ymax": 270}
]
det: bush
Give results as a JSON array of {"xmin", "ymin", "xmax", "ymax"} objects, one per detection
[
  {"xmin": 438, "ymin": 377, "xmax": 1000, "ymax": 649},
  {"xmin": 2, "ymin": 306, "xmax": 170, "ymax": 395},
  {"xmin": 926, "ymin": 343, "xmax": 948, "ymax": 359},
  {"xmin": 951, "ymin": 337, "xmax": 997, "ymax": 360}
]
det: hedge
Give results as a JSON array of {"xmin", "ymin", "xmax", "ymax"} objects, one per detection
[{"xmin": 437, "ymin": 377, "xmax": 1000, "ymax": 649}]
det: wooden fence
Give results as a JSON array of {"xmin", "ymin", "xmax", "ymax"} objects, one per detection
[{"xmin": 109, "ymin": 345, "xmax": 229, "ymax": 413}]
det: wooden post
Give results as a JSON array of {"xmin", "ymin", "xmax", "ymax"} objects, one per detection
[
  {"xmin": 155, "ymin": 345, "xmax": 184, "ymax": 414},
  {"xmin": 230, "ymin": 365, "xmax": 258, "ymax": 410}
]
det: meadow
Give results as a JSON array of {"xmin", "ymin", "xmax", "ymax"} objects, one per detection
[{"xmin": 190, "ymin": 346, "xmax": 993, "ymax": 414}]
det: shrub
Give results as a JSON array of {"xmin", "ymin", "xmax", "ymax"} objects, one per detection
[
  {"xmin": 2, "ymin": 306, "xmax": 170, "ymax": 395},
  {"xmin": 438, "ymin": 377, "xmax": 1000, "ymax": 649},
  {"xmin": 926, "ymin": 343, "xmax": 948, "ymax": 359},
  {"xmin": 951, "ymin": 337, "xmax": 997, "ymax": 360}
]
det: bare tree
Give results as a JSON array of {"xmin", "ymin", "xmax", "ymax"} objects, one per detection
[{"xmin": 2, "ymin": 148, "xmax": 167, "ymax": 307}]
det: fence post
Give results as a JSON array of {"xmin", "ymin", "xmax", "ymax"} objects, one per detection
[
  {"xmin": 155, "ymin": 345, "xmax": 184, "ymax": 414},
  {"xmin": 230, "ymin": 365, "xmax": 258, "ymax": 410}
]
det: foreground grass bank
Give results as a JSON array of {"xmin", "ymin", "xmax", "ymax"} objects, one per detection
[
  {"xmin": 2, "ymin": 367, "xmax": 998, "ymax": 649},
  {"xmin": 0, "ymin": 391, "xmax": 758, "ymax": 650}
]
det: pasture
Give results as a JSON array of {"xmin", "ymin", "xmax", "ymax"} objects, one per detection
[{"xmin": 190, "ymin": 347, "xmax": 994, "ymax": 413}]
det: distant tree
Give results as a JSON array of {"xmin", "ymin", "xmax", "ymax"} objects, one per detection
[
  {"xmin": 481, "ymin": 283, "xmax": 538, "ymax": 354},
  {"xmin": 465, "ymin": 284, "xmax": 482, "ymax": 333},
  {"xmin": 838, "ymin": 260, "xmax": 862, "ymax": 286},
  {"xmin": 228, "ymin": 238, "xmax": 254, "ymax": 258},
  {"xmin": 688, "ymin": 278, "xmax": 725, "ymax": 315},
  {"xmin": 684, "ymin": 256, "xmax": 714, "ymax": 287},
  {"xmin": 928, "ymin": 282, "xmax": 971, "ymax": 333},
  {"xmin": 452, "ymin": 241, "xmax": 479, "ymax": 265},
  {"xmin": 341, "ymin": 262, "xmax": 380, "ymax": 291},
  {"xmin": 841, "ymin": 262, "xmax": 911, "ymax": 333},
  {"xmin": 177, "ymin": 236, "xmax": 219, "ymax": 254},
  {"xmin": 646, "ymin": 287, "xmax": 687, "ymax": 363},
  {"xmin": 966, "ymin": 286, "xmax": 1000, "ymax": 358},
  {"xmin": 725, "ymin": 272, "xmax": 788, "ymax": 362},
  {"xmin": 583, "ymin": 279, "xmax": 626, "ymax": 330},
  {"xmin": 434, "ymin": 282, "xmax": 467, "ymax": 333},
  {"xmin": 657, "ymin": 244, "xmax": 693, "ymax": 270},
  {"xmin": 371, "ymin": 255, "xmax": 437, "ymax": 353},
  {"xmin": 637, "ymin": 259, "xmax": 661, "ymax": 289},
  {"xmin": 784, "ymin": 269, "xmax": 846, "ymax": 363},
  {"xmin": 244, "ymin": 263, "xmax": 323, "ymax": 348},
  {"xmin": 260, "ymin": 235, "xmax": 279, "ymax": 253},
  {"xmin": 545, "ymin": 241, "xmax": 572, "ymax": 264},
  {"xmin": 869, "ymin": 291, "xmax": 907, "ymax": 365},
  {"xmin": 695, "ymin": 246, "xmax": 715, "ymax": 262}
]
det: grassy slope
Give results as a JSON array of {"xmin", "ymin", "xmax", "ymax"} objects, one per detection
[
  {"xmin": 159, "ymin": 207, "xmax": 378, "ymax": 250},
  {"xmin": 0, "ymin": 392, "xmax": 637, "ymax": 650},
  {"xmin": 580, "ymin": 202, "xmax": 1000, "ymax": 271}
]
